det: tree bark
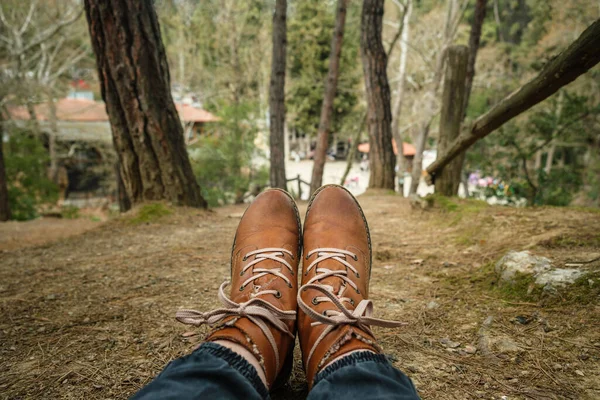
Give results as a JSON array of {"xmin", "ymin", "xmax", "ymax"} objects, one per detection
[
  {"xmin": 435, "ymin": 45, "xmax": 469, "ymax": 196},
  {"xmin": 84, "ymin": 0, "xmax": 206, "ymax": 209},
  {"xmin": 310, "ymin": 0, "xmax": 349, "ymax": 195},
  {"xmin": 408, "ymin": 0, "xmax": 465, "ymax": 195},
  {"xmin": 426, "ymin": 19, "xmax": 600, "ymax": 180},
  {"xmin": 116, "ymin": 162, "xmax": 132, "ymax": 212},
  {"xmin": 0, "ymin": 110, "xmax": 10, "ymax": 221},
  {"xmin": 545, "ymin": 144, "xmax": 556, "ymax": 175},
  {"xmin": 340, "ymin": 113, "xmax": 367, "ymax": 185},
  {"xmin": 269, "ymin": 0, "xmax": 288, "ymax": 190},
  {"xmin": 47, "ymin": 92, "xmax": 59, "ymax": 182},
  {"xmin": 462, "ymin": 0, "xmax": 487, "ymax": 119},
  {"xmin": 361, "ymin": 0, "xmax": 395, "ymax": 190},
  {"xmin": 391, "ymin": 0, "xmax": 412, "ymax": 195}
]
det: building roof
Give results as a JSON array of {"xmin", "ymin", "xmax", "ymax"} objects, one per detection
[
  {"xmin": 8, "ymin": 98, "xmax": 219, "ymax": 123},
  {"xmin": 357, "ymin": 140, "xmax": 416, "ymax": 156}
]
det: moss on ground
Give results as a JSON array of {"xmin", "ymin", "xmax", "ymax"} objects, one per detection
[
  {"xmin": 127, "ymin": 203, "xmax": 173, "ymax": 225},
  {"xmin": 539, "ymin": 233, "xmax": 600, "ymax": 249}
]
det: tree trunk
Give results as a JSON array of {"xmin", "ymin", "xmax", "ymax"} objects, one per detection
[
  {"xmin": 426, "ymin": 19, "xmax": 600, "ymax": 180},
  {"xmin": 340, "ymin": 113, "xmax": 367, "ymax": 185},
  {"xmin": 360, "ymin": 0, "xmax": 395, "ymax": 190},
  {"xmin": 462, "ymin": 0, "xmax": 487, "ymax": 118},
  {"xmin": 26, "ymin": 101, "xmax": 41, "ymax": 135},
  {"xmin": 116, "ymin": 162, "xmax": 132, "ymax": 212},
  {"xmin": 545, "ymin": 144, "xmax": 556, "ymax": 175},
  {"xmin": 310, "ymin": 0, "xmax": 349, "ymax": 195},
  {"xmin": 391, "ymin": 0, "xmax": 412, "ymax": 196},
  {"xmin": 47, "ymin": 92, "xmax": 59, "ymax": 182},
  {"xmin": 84, "ymin": 0, "xmax": 206, "ymax": 209},
  {"xmin": 435, "ymin": 46, "xmax": 469, "ymax": 196},
  {"xmin": 269, "ymin": 0, "xmax": 288, "ymax": 190},
  {"xmin": 0, "ymin": 111, "xmax": 10, "ymax": 221},
  {"xmin": 408, "ymin": 0, "xmax": 459, "ymax": 195}
]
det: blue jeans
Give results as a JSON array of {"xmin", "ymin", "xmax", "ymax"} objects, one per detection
[{"xmin": 132, "ymin": 342, "xmax": 420, "ymax": 400}]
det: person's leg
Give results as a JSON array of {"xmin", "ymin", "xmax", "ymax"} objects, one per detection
[
  {"xmin": 131, "ymin": 342, "xmax": 267, "ymax": 400},
  {"xmin": 298, "ymin": 185, "xmax": 420, "ymax": 399},
  {"xmin": 307, "ymin": 351, "xmax": 419, "ymax": 400},
  {"xmin": 132, "ymin": 189, "xmax": 302, "ymax": 399}
]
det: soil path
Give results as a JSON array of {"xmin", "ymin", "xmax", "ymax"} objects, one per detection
[{"xmin": 1, "ymin": 193, "xmax": 599, "ymax": 399}]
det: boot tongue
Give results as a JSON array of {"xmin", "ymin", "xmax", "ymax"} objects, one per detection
[
  {"xmin": 251, "ymin": 257, "xmax": 286, "ymax": 289},
  {"xmin": 314, "ymin": 258, "xmax": 346, "ymax": 294}
]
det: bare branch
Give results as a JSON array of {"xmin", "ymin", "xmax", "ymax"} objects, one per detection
[
  {"xmin": 21, "ymin": 6, "xmax": 83, "ymax": 55},
  {"xmin": 18, "ymin": 0, "xmax": 38, "ymax": 35},
  {"xmin": 0, "ymin": 5, "xmax": 14, "ymax": 32}
]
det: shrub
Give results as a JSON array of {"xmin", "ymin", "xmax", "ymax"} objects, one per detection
[
  {"xmin": 4, "ymin": 130, "xmax": 58, "ymax": 220},
  {"xmin": 189, "ymin": 103, "xmax": 269, "ymax": 207}
]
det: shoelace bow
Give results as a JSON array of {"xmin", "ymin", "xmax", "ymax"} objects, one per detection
[
  {"xmin": 297, "ymin": 248, "xmax": 407, "ymax": 366},
  {"xmin": 176, "ymin": 248, "xmax": 296, "ymax": 372}
]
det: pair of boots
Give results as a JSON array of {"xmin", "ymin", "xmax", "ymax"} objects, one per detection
[{"xmin": 176, "ymin": 185, "xmax": 403, "ymax": 390}]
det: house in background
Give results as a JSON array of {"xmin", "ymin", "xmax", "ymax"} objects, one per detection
[
  {"xmin": 8, "ymin": 97, "xmax": 219, "ymax": 206},
  {"xmin": 357, "ymin": 140, "xmax": 416, "ymax": 171}
]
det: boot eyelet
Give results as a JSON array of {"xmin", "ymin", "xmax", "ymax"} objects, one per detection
[
  {"xmin": 239, "ymin": 285, "xmax": 245, "ymax": 291},
  {"xmin": 312, "ymin": 297, "xmax": 318, "ymax": 305},
  {"xmin": 302, "ymin": 287, "xmax": 308, "ymax": 292},
  {"xmin": 275, "ymin": 290, "xmax": 282, "ymax": 298},
  {"xmin": 356, "ymin": 288, "xmax": 360, "ymax": 294},
  {"xmin": 353, "ymin": 255, "xmax": 358, "ymax": 261},
  {"xmin": 288, "ymin": 282, "xmax": 293, "ymax": 288},
  {"xmin": 349, "ymin": 299, "xmax": 355, "ymax": 306},
  {"xmin": 322, "ymin": 310, "xmax": 328, "ymax": 316},
  {"xmin": 356, "ymin": 272, "xmax": 360, "ymax": 278},
  {"xmin": 242, "ymin": 256, "xmax": 247, "ymax": 261},
  {"xmin": 240, "ymin": 271, "xmax": 244, "ymax": 276}
]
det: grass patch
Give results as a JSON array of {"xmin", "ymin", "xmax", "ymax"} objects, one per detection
[
  {"xmin": 566, "ymin": 270, "xmax": 600, "ymax": 305},
  {"xmin": 127, "ymin": 203, "xmax": 173, "ymax": 225},
  {"xmin": 539, "ymin": 233, "xmax": 600, "ymax": 249},
  {"xmin": 427, "ymin": 194, "xmax": 489, "ymax": 225},
  {"xmin": 61, "ymin": 206, "xmax": 80, "ymax": 219}
]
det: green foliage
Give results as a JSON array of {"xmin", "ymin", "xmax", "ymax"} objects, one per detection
[
  {"xmin": 465, "ymin": 89, "xmax": 599, "ymax": 206},
  {"xmin": 61, "ymin": 206, "xmax": 80, "ymax": 219},
  {"xmin": 189, "ymin": 103, "xmax": 268, "ymax": 207},
  {"xmin": 287, "ymin": 0, "xmax": 361, "ymax": 138},
  {"xmin": 4, "ymin": 130, "xmax": 58, "ymax": 220},
  {"xmin": 128, "ymin": 203, "xmax": 173, "ymax": 225}
]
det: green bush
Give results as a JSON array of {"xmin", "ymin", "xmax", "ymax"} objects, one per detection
[
  {"xmin": 4, "ymin": 130, "xmax": 58, "ymax": 220},
  {"xmin": 189, "ymin": 103, "xmax": 268, "ymax": 207}
]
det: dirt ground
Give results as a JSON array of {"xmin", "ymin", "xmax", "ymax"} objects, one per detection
[{"xmin": 1, "ymin": 193, "xmax": 599, "ymax": 399}]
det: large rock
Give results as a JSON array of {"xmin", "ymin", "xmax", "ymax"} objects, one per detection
[
  {"xmin": 495, "ymin": 250, "xmax": 587, "ymax": 290},
  {"xmin": 495, "ymin": 251, "xmax": 552, "ymax": 282},
  {"xmin": 535, "ymin": 268, "xmax": 586, "ymax": 286}
]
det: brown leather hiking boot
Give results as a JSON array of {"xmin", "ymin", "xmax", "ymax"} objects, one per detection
[
  {"xmin": 176, "ymin": 189, "xmax": 301, "ymax": 389},
  {"xmin": 298, "ymin": 185, "xmax": 405, "ymax": 387}
]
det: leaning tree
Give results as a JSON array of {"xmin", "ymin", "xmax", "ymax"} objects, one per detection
[
  {"xmin": 310, "ymin": 0, "xmax": 350, "ymax": 195},
  {"xmin": 84, "ymin": 0, "xmax": 206, "ymax": 210}
]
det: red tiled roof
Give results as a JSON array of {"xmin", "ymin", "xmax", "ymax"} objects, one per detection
[
  {"xmin": 8, "ymin": 99, "xmax": 219, "ymax": 123},
  {"xmin": 357, "ymin": 140, "xmax": 416, "ymax": 156},
  {"xmin": 176, "ymin": 104, "xmax": 220, "ymax": 122}
]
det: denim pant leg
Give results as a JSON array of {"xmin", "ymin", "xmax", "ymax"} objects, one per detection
[
  {"xmin": 308, "ymin": 352, "xmax": 420, "ymax": 400},
  {"xmin": 131, "ymin": 342, "xmax": 269, "ymax": 400}
]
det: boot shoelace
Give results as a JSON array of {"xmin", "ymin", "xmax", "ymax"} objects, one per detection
[
  {"xmin": 176, "ymin": 248, "xmax": 297, "ymax": 372},
  {"xmin": 297, "ymin": 248, "xmax": 406, "ymax": 367}
]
